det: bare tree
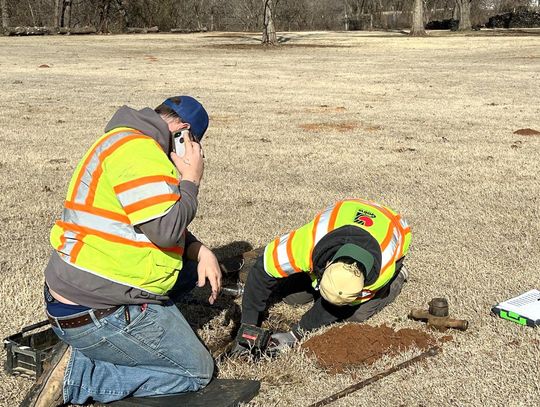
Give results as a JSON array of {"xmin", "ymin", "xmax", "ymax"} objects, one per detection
[
  {"xmin": 455, "ymin": 0, "xmax": 471, "ymax": 30},
  {"xmin": 116, "ymin": 0, "xmax": 130, "ymax": 31},
  {"xmin": 97, "ymin": 0, "xmax": 112, "ymax": 33},
  {"xmin": 54, "ymin": 0, "xmax": 61, "ymax": 27},
  {"xmin": 1, "ymin": 0, "xmax": 9, "ymax": 30},
  {"xmin": 410, "ymin": 0, "xmax": 427, "ymax": 35},
  {"xmin": 262, "ymin": 0, "xmax": 277, "ymax": 45},
  {"xmin": 4, "ymin": 0, "xmax": 516, "ymax": 34},
  {"xmin": 57, "ymin": 0, "xmax": 73, "ymax": 29}
]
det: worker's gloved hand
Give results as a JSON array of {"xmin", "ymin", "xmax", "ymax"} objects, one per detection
[{"xmin": 266, "ymin": 329, "xmax": 303, "ymax": 355}]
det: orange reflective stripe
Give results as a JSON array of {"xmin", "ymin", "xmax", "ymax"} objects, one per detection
[
  {"xmin": 308, "ymin": 212, "xmax": 322, "ymax": 270},
  {"xmin": 286, "ymin": 231, "xmax": 301, "ymax": 273},
  {"xmin": 380, "ymin": 241, "xmax": 400, "ymax": 274},
  {"xmin": 85, "ymin": 135, "xmax": 148, "ymax": 205},
  {"xmin": 395, "ymin": 215, "xmax": 411, "ymax": 236},
  {"xmin": 57, "ymin": 232, "xmax": 66, "ymax": 252},
  {"xmin": 113, "ymin": 175, "xmax": 179, "ymax": 194},
  {"xmin": 327, "ymin": 201, "xmax": 344, "ymax": 232},
  {"xmin": 56, "ymin": 221, "xmax": 184, "ymax": 255},
  {"xmin": 123, "ymin": 193, "xmax": 180, "ymax": 215},
  {"xmin": 379, "ymin": 224, "xmax": 395, "ymax": 251},
  {"xmin": 271, "ymin": 237, "xmax": 288, "ymax": 277},
  {"xmin": 64, "ymin": 201, "xmax": 130, "ymax": 224},
  {"xmin": 70, "ymin": 233, "xmax": 86, "ymax": 263},
  {"xmin": 69, "ymin": 129, "xmax": 135, "ymax": 202}
]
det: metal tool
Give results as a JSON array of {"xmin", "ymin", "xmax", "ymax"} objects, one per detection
[
  {"xmin": 308, "ymin": 346, "xmax": 440, "ymax": 407},
  {"xmin": 408, "ymin": 297, "xmax": 469, "ymax": 331},
  {"xmin": 221, "ymin": 283, "xmax": 244, "ymax": 297}
]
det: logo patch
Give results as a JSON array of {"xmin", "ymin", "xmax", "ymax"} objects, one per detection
[{"xmin": 354, "ymin": 209, "xmax": 376, "ymax": 227}]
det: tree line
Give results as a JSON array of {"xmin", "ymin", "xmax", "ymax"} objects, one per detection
[{"xmin": 0, "ymin": 0, "xmax": 536, "ymax": 39}]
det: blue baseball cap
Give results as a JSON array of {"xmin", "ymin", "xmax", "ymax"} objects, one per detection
[{"xmin": 163, "ymin": 96, "xmax": 209, "ymax": 141}]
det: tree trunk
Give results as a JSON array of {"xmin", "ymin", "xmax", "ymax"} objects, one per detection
[
  {"xmin": 65, "ymin": 0, "xmax": 72, "ymax": 29},
  {"xmin": 1, "ymin": 0, "xmax": 9, "ymax": 31},
  {"xmin": 97, "ymin": 0, "xmax": 111, "ymax": 33},
  {"xmin": 344, "ymin": 0, "xmax": 349, "ymax": 31},
  {"xmin": 262, "ymin": 0, "xmax": 277, "ymax": 45},
  {"xmin": 116, "ymin": 0, "xmax": 130, "ymax": 32},
  {"xmin": 410, "ymin": 0, "xmax": 426, "ymax": 36},
  {"xmin": 455, "ymin": 0, "xmax": 471, "ymax": 31},
  {"xmin": 6, "ymin": 26, "xmax": 51, "ymax": 35},
  {"xmin": 54, "ymin": 0, "xmax": 60, "ymax": 27},
  {"xmin": 28, "ymin": 0, "xmax": 36, "ymax": 26}
]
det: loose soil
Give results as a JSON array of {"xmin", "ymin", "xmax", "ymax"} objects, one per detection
[
  {"xmin": 514, "ymin": 128, "xmax": 540, "ymax": 135},
  {"xmin": 302, "ymin": 324, "xmax": 442, "ymax": 373}
]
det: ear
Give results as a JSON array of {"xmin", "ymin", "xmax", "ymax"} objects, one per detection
[{"xmin": 167, "ymin": 119, "xmax": 189, "ymax": 134}]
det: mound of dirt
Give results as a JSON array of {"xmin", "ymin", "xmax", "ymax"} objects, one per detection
[
  {"xmin": 514, "ymin": 128, "xmax": 540, "ymax": 136},
  {"xmin": 302, "ymin": 324, "xmax": 443, "ymax": 373}
]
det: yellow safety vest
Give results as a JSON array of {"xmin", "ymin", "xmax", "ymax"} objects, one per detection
[
  {"xmin": 50, "ymin": 127, "xmax": 185, "ymax": 295},
  {"xmin": 264, "ymin": 199, "xmax": 411, "ymax": 304}
]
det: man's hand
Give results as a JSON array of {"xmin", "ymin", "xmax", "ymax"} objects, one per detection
[
  {"xmin": 170, "ymin": 134, "xmax": 204, "ymax": 186},
  {"xmin": 196, "ymin": 245, "xmax": 222, "ymax": 304}
]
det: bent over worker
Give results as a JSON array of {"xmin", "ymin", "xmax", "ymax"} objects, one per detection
[
  {"xmin": 23, "ymin": 96, "xmax": 221, "ymax": 407},
  {"xmin": 234, "ymin": 199, "xmax": 411, "ymax": 354}
]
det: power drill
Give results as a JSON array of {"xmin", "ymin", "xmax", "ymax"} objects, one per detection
[{"xmin": 236, "ymin": 324, "xmax": 272, "ymax": 351}]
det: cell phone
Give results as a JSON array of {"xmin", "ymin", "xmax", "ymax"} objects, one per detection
[{"xmin": 173, "ymin": 129, "xmax": 191, "ymax": 157}]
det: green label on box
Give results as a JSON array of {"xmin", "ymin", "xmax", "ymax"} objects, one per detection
[{"xmin": 500, "ymin": 310, "xmax": 527, "ymax": 325}]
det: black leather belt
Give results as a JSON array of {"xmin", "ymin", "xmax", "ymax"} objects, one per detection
[{"xmin": 48, "ymin": 306, "xmax": 121, "ymax": 329}]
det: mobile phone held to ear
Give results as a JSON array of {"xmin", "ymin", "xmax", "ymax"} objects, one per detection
[{"xmin": 173, "ymin": 129, "xmax": 191, "ymax": 157}]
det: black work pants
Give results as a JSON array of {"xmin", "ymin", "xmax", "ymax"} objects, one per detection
[{"xmin": 276, "ymin": 259, "xmax": 406, "ymax": 332}]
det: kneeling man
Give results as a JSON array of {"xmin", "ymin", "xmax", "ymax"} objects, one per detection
[{"xmin": 234, "ymin": 199, "xmax": 411, "ymax": 353}]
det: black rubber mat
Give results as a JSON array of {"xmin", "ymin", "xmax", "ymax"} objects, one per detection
[{"xmin": 102, "ymin": 379, "xmax": 260, "ymax": 407}]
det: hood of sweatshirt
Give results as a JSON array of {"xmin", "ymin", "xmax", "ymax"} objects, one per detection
[{"xmin": 104, "ymin": 105, "xmax": 173, "ymax": 154}]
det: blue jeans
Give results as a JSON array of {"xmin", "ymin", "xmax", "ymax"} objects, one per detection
[{"xmin": 49, "ymin": 262, "xmax": 213, "ymax": 404}]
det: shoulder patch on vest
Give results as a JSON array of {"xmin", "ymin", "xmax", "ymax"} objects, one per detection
[{"xmin": 354, "ymin": 209, "xmax": 376, "ymax": 227}]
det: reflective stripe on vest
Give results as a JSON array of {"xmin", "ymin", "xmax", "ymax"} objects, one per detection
[
  {"xmin": 263, "ymin": 199, "xmax": 412, "ymax": 304},
  {"xmin": 70, "ymin": 129, "xmax": 147, "ymax": 205},
  {"xmin": 114, "ymin": 175, "xmax": 179, "ymax": 211},
  {"xmin": 50, "ymin": 128, "xmax": 184, "ymax": 295}
]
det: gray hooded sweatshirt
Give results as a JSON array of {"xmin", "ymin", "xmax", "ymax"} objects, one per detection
[{"xmin": 45, "ymin": 106, "xmax": 200, "ymax": 308}]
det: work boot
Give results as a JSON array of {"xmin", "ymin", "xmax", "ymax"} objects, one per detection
[{"xmin": 19, "ymin": 341, "xmax": 70, "ymax": 407}]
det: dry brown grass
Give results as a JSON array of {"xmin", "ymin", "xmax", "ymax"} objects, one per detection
[{"xmin": 0, "ymin": 30, "xmax": 539, "ymax": 406}]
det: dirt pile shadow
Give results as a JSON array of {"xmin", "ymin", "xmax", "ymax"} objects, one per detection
[{"xmin": 302, "ymin": 323, "xmax": 449, "ymax": 373}]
